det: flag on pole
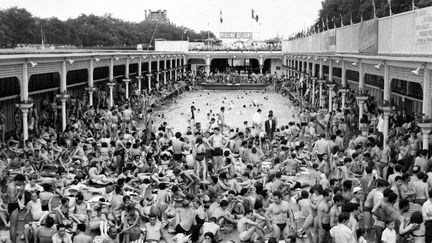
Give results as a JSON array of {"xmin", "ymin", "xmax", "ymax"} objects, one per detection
[
  {"xmin": 340, "ymin": 13, "xmax": 344, "ymax": 27},
  {"xmin": 388, "ymin": 0, "xmax": 393, "ymax": 15},
  {"xmin": 220, "ymin": 10, "xmax": 223, "ymax": 23},
  {"xmin": 372, "ymin": 0, "xmax": 377, "ymax": 18},
  {"xmin": 251, "ymin": 9, "xmax": 255, "ymax": 19},
  {"xmin": 255, "ymin": 14, "xmax": 259, "ymax": 22}
]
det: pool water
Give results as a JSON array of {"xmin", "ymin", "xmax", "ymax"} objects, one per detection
[{"xmin": 152, "ymin": 90, "xmax": 299, "ymax": 133}]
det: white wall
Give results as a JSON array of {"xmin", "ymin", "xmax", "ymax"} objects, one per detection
[
  {"xmin": 282, "ymin": 6, "xmax": 432, "ymax": 55},
  {"xmin": 270, "ymin": 59, "xmax": 282, "ymax": 76},
  {"xmin": 155, "ymin": 41, "xmax": 189, "ymax": 52}
]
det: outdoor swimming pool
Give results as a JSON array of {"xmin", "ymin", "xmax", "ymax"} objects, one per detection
[{"xmin": 152, "ymin": 90, "xmax": 299, "ymax": 132}]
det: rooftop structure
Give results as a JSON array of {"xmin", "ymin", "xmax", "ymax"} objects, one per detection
[{"xmin": 144, "ymin": 9, "xmax": 169, "ymax": 23}]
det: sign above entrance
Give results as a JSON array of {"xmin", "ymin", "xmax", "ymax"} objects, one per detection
[
  {"xmin": 416, "ymin": 8, "xmax": 432, "ymax": 43},
  {"xmin": 220, "ymin": 32, "xmax": 253, "ymax": 39}
]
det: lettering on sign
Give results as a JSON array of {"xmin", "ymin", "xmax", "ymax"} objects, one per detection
[
  {"xmin": 220, "ymin": 32, "xmax": 253, "ymax": 39},
  {"xmin": 416, "ymin": 7, "xmax": 432, "ymax": 43}
]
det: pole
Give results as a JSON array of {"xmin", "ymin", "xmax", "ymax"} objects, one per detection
[{"xmin": 148, "ymin": 21, "xmax": 160, "ymax": 50}]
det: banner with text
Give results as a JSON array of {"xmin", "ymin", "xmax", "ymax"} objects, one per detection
[
  {"xmin": 220, "ymin": 32, "xmax": 253, "ymax": 39},
  {"xmin": 415, "ymin": 7, "xmax": 432, "ymax": 44},
  {"xmin": 359, "ymin": 19, "xmax": 378, "ymax": 53}
]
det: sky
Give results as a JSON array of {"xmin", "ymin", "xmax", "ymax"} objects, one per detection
[{"xmin": 2, "ymin": 0, "xmax": 323, "ymax": 40}]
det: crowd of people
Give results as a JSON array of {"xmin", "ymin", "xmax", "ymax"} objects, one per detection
[
  {"xmin": 0, "ymin": 71, "xmax": 429, "ymax": 243},
  {"xmin": 197, "ymin": 70, "xmax": 277, "ymax": 85}
]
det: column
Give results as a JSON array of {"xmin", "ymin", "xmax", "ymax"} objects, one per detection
[
  {"xmin": 382, "ymin": 107, "xmax": 392, "ymax": 147},
  {"xmin": 340, "ymin": 89, "xmax": 349, "ymax": 109},
  {"xmin": 328, "ymin": 60, "xmax": 333, "ymax": 82},
  {"xmin": 171, "ymin": 57, "xmax": 175, "ymax": 79},
  {"xmin": 137, "ymin": 76, "xmax": 142, "ymax": 93},
  {"xmin": 174, "ymin": 67, "xmax": 178, "ymax": 82},
  {"xmin": 109, "ymin": 58, "xmax": 114, "ymax": 81},
  {"xmin": 164, "ymin": 58, "xmax": 167, "ymax": 84},
  {"xmin": 137, "ymin": 57, "xmax": 142, "ymax": 92},
  {"xmin": 306, "ymin": 59, "xmax": 310, "ymax": 75},
  {"xmin": 147, "ymin": 74, "xmax": 152, "ymax": 92},
  {"xmin": 60, "ymin": 98, "xmax": 67, "ymax": 131},
  {"xmin": 123, "ymin": 57, "xmax": 131, "ymax": 99},
  {"xmin": 155, "ymin": 58, "xmax": 160, "ymax": 90},
  {"xmin": 60, "ymin": 61, "xmax": 68, "ymax": 131},
  {"xmin": 21, "ymin": 63, "xmax": 29, "ymax": 102},
  {"xmin": 87, "ymin": 59, "xmax": 95, "ymax": 106},
  {"xmin": 148, "ymin": 57, "xmax": 152, "ymax": 90},
  {"xmin": 319, "ymin": 59, "xmax": 324, "ymax": 79},
  {"xmin": 418, "ymin": 123, "xmax": 432, "ymax": 149},
  {"xmin": 341, "ymin": 60, "xmax": 347, "ymax": 87},
  {"xmin": 85, "ymin": 87, "xmax": 95, "ymax": 106},
  {"xmin": 312, "ymin": 58, "xmax": 316, "ymax": 77},
  {"xmin": 125, "ymin": 57, "xmax": 130, "ymax": 78},
  {"xmin": 382, "ymin": 62, "xmax": 390, "ymax": 102},
  {"xmin": 205, "ymin": 56, "xmax": 210, "ymax": 77},
  {"xmin": 107, "ymin": 82, "xmax": 115, "ymax": 107},
  {"xmin": 423, "ymin": 67, "xmax": 431, "ymax": 117},
  {"xmin": 287, "ymin": 59, "xmax": 290, "ymax": 76},
  {"xmin": 60, "ymin": 61, "xmax": 67, "ymax": 92},
  {"xmin": 328, "ymin": 84, "xmax": 336, "ymax": 111},
  {"xmin": 312, "ymin": 77, "xmax": 317, "ymax": 105},
  {"xmin": 359, "ymin": 61, "xmax": 365, "ymax": 90},
  {"xmin": 259, "ymin": 56, "xmax": 264, "ymax": 74},
  {"xmin": 318, "ymin": 80, "xmax": 325, "ymax": 107},
  {"xmin": 183, "ymin": 55, "xmax": 187, "ymax": 74},
  {"xmin": 20, "ymin": 103, "xmax": 33, "ymax": 141},
  {"xmin": 356, "ymin": 96, "xmax": 368, "ymax": 127},
  {"xmin": 123, "ymin": 79, "xmax": 130, "ymax": 99}
]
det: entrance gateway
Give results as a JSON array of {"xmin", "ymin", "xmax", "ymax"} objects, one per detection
[{"xmin": 181, "ymin": 30, "xmax": 283, "ymax": 80}]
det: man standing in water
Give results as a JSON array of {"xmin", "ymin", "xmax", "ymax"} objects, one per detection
[
  {"xmin": 188, "ymin": 106, "xmax": 196, "ymax": 129},
  {"xmin": 218, "ymin": 107, "xmax": 228, "ymax": 132},
  {"xmin": 8, "ymin": 174, "xmax": 26, "ymax": 243}
]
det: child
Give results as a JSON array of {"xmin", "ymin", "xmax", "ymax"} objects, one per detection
[{"xmin": 381, "ymin": 219, "xmax": 397, "ymax": 243}]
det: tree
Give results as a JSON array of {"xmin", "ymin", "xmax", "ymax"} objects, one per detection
[{"xmin": 0, "ymin": 7, "xmax": 216, "ymax": 48}]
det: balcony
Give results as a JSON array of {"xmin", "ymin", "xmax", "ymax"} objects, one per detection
[{"xmin": 188, "ymin": 46, "xmax": 282, "ymax": 53}]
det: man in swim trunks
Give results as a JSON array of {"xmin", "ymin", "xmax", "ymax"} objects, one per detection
[
  {"xmin": 265, "ymin": 191, "xmax": 295, "ymax": 242},
  {"xmin": 317, "ymin": 189, "xmax": 333, "ymax": 243},
  {"xmin": 172, "ymin": 132, "xmax": 185, "ymax": 163},
  {"xmin": 8, "ymin": 174, "xmax": 26, "ymax": 243},
  {"xmin": 207, "ymin": 128, "xmax": 227, "ymax": 172}
]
